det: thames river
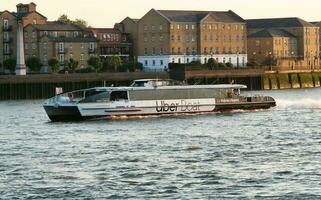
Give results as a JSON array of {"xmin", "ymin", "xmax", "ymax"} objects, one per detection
[{"xmin": 1, "ymin": 89, "xmax": 321, "ymax": 199}]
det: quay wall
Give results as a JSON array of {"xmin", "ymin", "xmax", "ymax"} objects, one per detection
[{"xmin": 1, "ymin": 70, "xmax": 321, "ymax": 100}]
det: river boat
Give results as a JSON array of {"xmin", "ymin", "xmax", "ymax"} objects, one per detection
[{"xmin": 43, "ymin": 79, "xmax": 276, "ymax": 121}]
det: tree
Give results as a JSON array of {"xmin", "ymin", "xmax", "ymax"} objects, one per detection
[
  {"xmin": 108, "ymin": 55, "xmax": 122, "ymax": 72},
  {"xmin": 26, "ymin": 57, "xmax": 42, "ymax": 72},
  {"xmin": 207, "ymin": 58, "xmax": 218, "ymax": 70},
  {"xmin": 3, "ymin": 58, "xmax": 16, "ymax": 73},
  {"xmin": 57, "ymin": 14, "xmax": 88, "ymax": 28},
  {"xmin": 48, "ymin": 58, "xmax": 60, "ymax": 74},
  {"xmin": 87, "ymin": 56, "xmax": 102, "ymax": 72},
  {"xmin": 68, "ymin": 58, "xmax": 79, "ymax": 73}
]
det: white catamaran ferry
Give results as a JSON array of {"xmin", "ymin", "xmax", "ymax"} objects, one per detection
[{"xmin": 43, "ymin": 79, "xmax": 276, "ymax": 121}]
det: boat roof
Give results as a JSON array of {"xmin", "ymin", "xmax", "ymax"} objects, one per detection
[{"xmin": 91, "ymin": 84, "xmax": 247, "ymax": 92}]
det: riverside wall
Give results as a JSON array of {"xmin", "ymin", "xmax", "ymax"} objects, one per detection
[{"xmin": 1, "ymin": 70, "xmax": 321, "ymax": 100}]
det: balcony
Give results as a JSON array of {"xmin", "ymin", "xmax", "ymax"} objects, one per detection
[
  {"xmin": 58, "ymin": 48, "xmax": 68, "ymax": 54},
  {"xmin": 3, "ymin": 25, "xmax": 13, "ymax": 31}
]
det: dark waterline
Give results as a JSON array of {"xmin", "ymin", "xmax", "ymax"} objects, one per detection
[{"xmin": 1, "ymin": 88, "xmax": 321, "ymax": 199}]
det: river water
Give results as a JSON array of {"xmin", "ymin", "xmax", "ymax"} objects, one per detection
[{"xmin": 1, "ymin": 88, "xmax": 321, "ymax": 199}]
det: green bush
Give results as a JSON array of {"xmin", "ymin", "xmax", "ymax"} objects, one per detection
[
  {"xmin": 75, "ymin": 66, "xmax": 96, "ymax": 73},
  {"xmin": 26, "ymin": 57, "xmax": 42, "ymax": 72},
  {"xmin": 218, "ymin": 62, "xmax": 227, "ymax": 68},
  {"xmin": 48, "ymin": 58, "xmax": 60, "ymax": 74},
  {"xmin": 87, "ymin": 56, "xmax": 102, "ymax": 72},
  {"xmin": 207, "ymin": 58, "xmax": 219, "ymax": 70},
  {"xmin": 226, "ymin": 62, "xmax": 233, "ymax": 68},
  {"xmin": 3, "ymin": 58, "xmax": 16, "ymax": 73}
]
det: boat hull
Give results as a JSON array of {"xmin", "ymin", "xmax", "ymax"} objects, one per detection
[{"xmin": 44, "ymin": 99, "xmax": 276, "ymax": 122}]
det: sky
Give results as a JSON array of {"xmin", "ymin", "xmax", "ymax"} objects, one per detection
[{"xmin": 2, "ymin": 0, "xmax": 321, "ymax": 27}]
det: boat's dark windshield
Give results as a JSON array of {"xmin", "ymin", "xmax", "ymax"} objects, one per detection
[{"xmin": 80, "ymin": 90, "xmax": 109, "ymax": 103}]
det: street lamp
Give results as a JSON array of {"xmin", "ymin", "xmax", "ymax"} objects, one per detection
[
  {"xmin": 236, "ymin": 51, "xmax": 239, "ymax": 69},
  {"xmin": 269, "ymin": 51, "xmax": 273, "ymax": 71}
]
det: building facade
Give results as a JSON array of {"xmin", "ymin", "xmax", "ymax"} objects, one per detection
[
  {"xmin": 248, "ymin": 29, "xmax": 298, "ymax": 66},
  {"xmin": 247, "ymin": 18, "xmax": 320, "ymax": 70},
  {"xmin": 24, "ymin": 23, "xmax": 97, "ymax": 71},
  {"xmin": 88, "ymin": 28, "xmax": 131, "ymax": 62},
  {"xmin": 0, "ymin": 2, "xmax": 47, "ymax": 73},
  {"xmin": 122, "ymin": 9, "xmax": 247, "ymax": 71}
]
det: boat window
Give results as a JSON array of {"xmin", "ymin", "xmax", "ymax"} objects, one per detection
[
  {"xmin": 80, "ymin": 90, "xmax": 109, "ymax": 103},
  {"xmin": 110, "ymin": 91, "xmax": 128, "ymax": 101},
  {"xmin": 131, "ymin": 81, "xmax": 148, "ymax": 87}
]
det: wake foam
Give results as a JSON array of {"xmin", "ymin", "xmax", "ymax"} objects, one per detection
[{"xmin": 276, "ymin": 98, "xmax": 321, "ymax": 109}]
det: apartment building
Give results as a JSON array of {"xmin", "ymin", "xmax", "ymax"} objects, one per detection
[
  {"xmin": 88, "ymin": 28, "xmax": 131, "ymax": 62},
  {"xmin": 248, "ymin": 29, "xmax": 298, "ymax": 64},
  {"xmin": 24, "ymin": 23, "xmax": 97, "ymax": 70},
  {"xmin": 122, "ymin": 9, "xmax": 247, "ymax": 71},
  {"xmin": 247, "ymin": 18, "xmax": 320, "ymax": 69},
  {"xmin": 0, "ymin": 2, "xmax": 47, "ymax": 72}
]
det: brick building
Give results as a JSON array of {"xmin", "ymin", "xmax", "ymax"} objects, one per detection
[
  {"xmin": 0, "ymin": 2, "xmax": 47, "ymax": 72},
  {"xmin": 122, "ymin": 9, "xmax": 247, "ymax": 71},
  {"xmin": 88, "ymin": 28, "xmax": 131, "ymax": 62},
  {"xmin": 247, "ymin": 18, "xmax": 320, "ymax": 70}
]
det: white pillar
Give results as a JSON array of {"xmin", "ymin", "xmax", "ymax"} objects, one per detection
[{"xmin": 15, "ymin": 21, "xmax": 26, "ymax": 75}]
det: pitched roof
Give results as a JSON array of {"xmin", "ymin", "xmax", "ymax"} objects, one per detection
[
  {"xmin": 155, "ymin": 9, "xmax": 244, "ymax": 23},
  {"xmin": 246, "ymin": 17, "xmax": 315, "ymax": 29},
  {"xmin": 248, "ymin": 28, "xmax": 296, "ymax": 38},
  {"xmin": 13, "ymin": 11, "xmax": 47, "ymax": 20},
  {"xmin": 29, "ymin": 23, "xmax": 82, "ymax": 31}
]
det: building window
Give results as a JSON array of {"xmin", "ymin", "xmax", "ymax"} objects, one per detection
[
  {"xmin": 171, "ymin": 35, "xmax": 174, "ymax": 41},
  {"xmin": 25, "ymin": 43, "xmax": 28, "ymax": 50},
  {"xmin": 172, "ymin": 58, "xmax": 175, "ymax": 63},
  {"xmin": 178, "ymin": 58, "xmax": 181, "ymax": 63},
  {"xmin": 152, "ymin": 60, "xmax": 156, "ymax": 66},
  {"xmin": 151, "ymin": 25, "xmax": 155, "ymax": 31},
  {"xmin": 89, "ymin": 42, "xmax": 94, "ymax": 50},
  {"xmin": 177, "ymin": 35, "xmax": 181, "ymax": 41},
  {"xmin": 186, "ymin": 24, "xmax": 189, "ymax": 30},
  {"xmin": 144, "ymin": 48, "xmax": 148, "ymax": 55},
  {"xmin": 204, "ymin": 58, "xmax": 207, "ymax": 64},
  {"xmin": 69, "ymin": 44, "xmax": 73, "ymax": 49},
  {"xmin": 144, "ymin": 25, "xmax": 148, "ymax": 31},
  {"xmin": 177, "ymin": 24, "xmax": 180, "ymax": 30},
  {"xmin": 144, "ymin": 36, "xmax": 148, "ymax": 42},
  {"xmin": 3, "ymin": 32, "xmax": 9, "ymax": 41},
  {"xmin": 24, "ymin": 32, "xmax": 28, "ymax": 38},
  {"xmin": 160, "ymin": 35, "xmax": 163, "ymax": 41},
  {"xmin": 172, "ymin": 48, "xmax": 175, "ymax": 54},
  {"xmin": 160, "ymin": 60, "xmax": 164, "ymax": 65},
  {"xmin": 223, "ymin": 58, "xmax": 226, "ymax": 63},
  {"xmin": 32, "ymin": 31, "xmax": 36, "ymax": 38},
  {"xmin": 54, "ymin": 32, "xmax": 58, "ymax": 37},
  {"xmin": 59, "ymin": 42, "xmax": 64, "ymax": 52},
  {"xmin": 151, "ymin": 36, "xmax": 155, "ymax": 42},
  {"xmin": 44, "ymin": 31, "xmax": 48, "ymax": 36},
  {"xmin": 32, "ymin": 19, "xmax": 37, "ymax": 24},
  {"xmin": 160, "ymin": 48, "xmax": 163, "ymax": 55},
  {"xmin": 3, "ymin": 19, "xmax": 9, "ymax": 29},
  {"xmin": 192, "ymin": 24, "xmax": 195, "ymax": 29},
  {"xmin": 59, "ymin": 54, "xmax": 65, "ymax": 63},
  {"xmin": 159, "ymin": 25, "xmax": 163, "ymax": 30},
  {"xmin": 178, "ymin": 47, "xmax": 181, "ymax": 54},
  {"xmin": 43, "ymin": 42, "xmax": 48, "ymax": 49},
  {"xmin": 4, "ymin": 43, "xmax": 9, "ymax": 53},
  {"xmin": 170, "ymin": 24, "xmax": 174, "ymax": 30},
  {"xmin": 43, "ymin": 54, "xmax": 48, "ymax": 62},
  {"xmin": 186, "ymin": 58, "xmax": 189, "ymax": 63},
  {"xmin": 80, "ymin": 53, "xmax": 84, "ymax": 61},
  {"xmin": 32, "ymin": 43, "xmax": 36, "ymax": 50},
  {"xmin": 73, "ymin": 31, "xmax": 79, "ymax": 37},
  {"xmin": 80, "ymin": 43, "xmax": 84, "ymax": 48},
  {"xmin": 191, "ymin": 36, "xmax": 195, "ymax": 42},
  {"xmin": 144, "ymin": 60, "xmax": 148, "ymax": 66},
  {"xmin": 152, "ymin": 48, "xmax": 156, "ymax": 55}
]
